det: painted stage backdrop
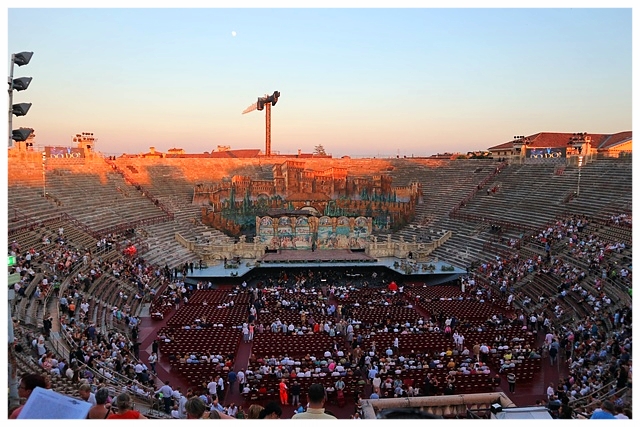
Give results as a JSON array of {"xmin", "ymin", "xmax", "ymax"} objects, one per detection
[
  {"xmin": 257, "ymin": 215, "xmax": 373, "ymax": 250},
  {"xmin": 196, "ymin": 159, "xmax": 421, "ymax": 238}
]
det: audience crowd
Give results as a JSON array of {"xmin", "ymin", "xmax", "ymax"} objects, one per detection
[{"xmin": 8, "ymin": 211, "xmax": 632, "ymax": 419}]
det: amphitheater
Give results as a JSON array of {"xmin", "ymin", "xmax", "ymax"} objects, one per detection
[{"xmin": 7, "ymin": 135, "xmax": 632, "ymax": 419}]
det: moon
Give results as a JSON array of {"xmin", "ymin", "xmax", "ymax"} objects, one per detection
[{"xmin": 231, "ymin": 31, "xmax": 237, "ymax": 37}]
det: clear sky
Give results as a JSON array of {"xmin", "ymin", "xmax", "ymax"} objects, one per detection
[{"xmin": 6, "ymin": 2, "xmax": 634, "ymax": 158}]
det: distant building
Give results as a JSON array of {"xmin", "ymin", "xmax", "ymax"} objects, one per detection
[{"xmin": 487, "ymin": 131, "xmax": 632, "ymax": 159}]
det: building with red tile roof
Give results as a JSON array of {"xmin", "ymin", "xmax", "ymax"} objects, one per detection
[{"xmin": 487, "ymin": 131, "xmax": 631, "ymax": 158}]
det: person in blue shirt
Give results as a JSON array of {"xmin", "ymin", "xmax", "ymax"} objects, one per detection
[
  {"xmin": 210, "ymin": 394, "xmax": 225, "ymax": 413},
  {"xmin": 590, "ymin": 400, "xmax": 616, "ymax": 419}
]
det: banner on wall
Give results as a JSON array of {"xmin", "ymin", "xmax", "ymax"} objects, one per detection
[
  {"xmin": 45, "ymin": 146, "xmax": 85, "ymax": 159},
  {"xmin": 525, "ymin": 147, "xmax": 566, "ymax": 159}
]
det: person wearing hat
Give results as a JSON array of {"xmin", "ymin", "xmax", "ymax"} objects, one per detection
[
  {"xmin": 107, "ymin": 393, "xmax": 147, "ymax": 419},
  {"xmin": 292, "ymin": 383, "xmax": 336, "ymax": 419}
]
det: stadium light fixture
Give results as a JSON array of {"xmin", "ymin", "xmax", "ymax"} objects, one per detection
[
  {"xmin": 8, "ymin": 51, "xmax": 34, "ymax": 148},
  {"xmin": 12, "ymin": 102, "xmax": 32, "ymax": 116},
  {"xmin": 568, "ymin": 132, "xmax": 589, "ymax": 154},
  {"xmin": 11, "ymin": 128, "xmax": 33, "ymax": 142},
  {"xmin": 511, "ymin": 135, "xmax": 530, "ymax": 153}
]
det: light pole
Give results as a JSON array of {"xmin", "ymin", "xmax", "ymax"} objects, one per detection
[
  {"xmin": 8, "ymin": 50, "xmax": 34, "ymax": 410},
  {"xmin": 8, "ymin": 51, "xmax": 34, "ymax": 148},
  {"xmin": 577, "ymin": 155, "xmax": 583, "ymax": 197},
  {"xmin": 42, "ymin": 151, "xmax": 47, "ymax": 197},
  {"xmin": 568, "ymin": 132, "xmax": 589, "ymax": 197}
]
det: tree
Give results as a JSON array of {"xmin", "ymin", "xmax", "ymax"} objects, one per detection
[{"xmin": 314, "ymin": 144, "xmax": 327, "ymax": 156}]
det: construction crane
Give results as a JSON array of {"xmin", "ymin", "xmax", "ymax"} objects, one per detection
[{"xmin": 242, "ymin": 91, "xmax": 280, "ymax": 156}]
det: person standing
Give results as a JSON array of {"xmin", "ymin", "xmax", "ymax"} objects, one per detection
[
  {"xmin": 148, "ymin": 352, "xmax": 158, "ymax": 374},
  {"xmin": 216, "ymin": 375, "xmax": 225, "ymax": 401},
  {"xmin": 248, "ymin": 323, "xmax": 255, "ymax": 341},
  {"xmin": 279, "ymin": 378, "xmax": 289, "ymax": 405},
  {"xmin": 507, "ymin": 372, "xmax": 516, "ymax": 393},
  {"xmin": 479, "ymin": 343, "xmax": 489, "ymax": 364},
  {"xmin": 156, "ymin": 380, "xmax": 174, "ymax": 414},
  {"xmin": 206, "ymin": 376, "xmax": 217, "ymax": 397},
  {"xmin": 292, "ymin": 383, "xmax": 336, "ymax": 419},
  {"xmin": 242, "ymin": 323, "xmax": 250, "ymax": 343},
  {"xmin": 473, "ymin": 342, "xmax": 481, "ymax": 362},
  {"xmin": 290, "ymin": 381, "xmax": 301, "ymax": 408},
  {"xmin": 237, "ymin": 369, "xmax": 245, "ymax": 393},
  {"xmin": 549, "ymin": 339, "xmax": 559, "ymax": 366},
  {"xmin": 227, "ymin": 369, "xmax": 237, "ymax": 393}
]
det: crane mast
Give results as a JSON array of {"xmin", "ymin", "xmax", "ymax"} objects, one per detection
[{"xmin": 242, "ymin": 91, "xmax": 280, "ymax": 156}]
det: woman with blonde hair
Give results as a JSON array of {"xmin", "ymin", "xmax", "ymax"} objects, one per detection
[{"xmin": 247, "ymin": 404, "xmax": 264, "ymax": 419}]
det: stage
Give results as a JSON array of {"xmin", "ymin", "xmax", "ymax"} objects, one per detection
[
  {"xmin": 260, "ymin": 248, "xmax": 375, "ymax": 263},
  {"xmin": 180, "ymin": 249, "xmax": 466, "ymax": 285}
]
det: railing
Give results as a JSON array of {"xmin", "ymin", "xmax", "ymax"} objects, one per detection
[{"xmin": 569, "ymin": 379, "xmax": 628, "ymax": 416}]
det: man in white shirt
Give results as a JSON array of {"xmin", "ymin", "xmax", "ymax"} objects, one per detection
[
  {"xmin": 216, "ymin": 375, "xmax": 225, "ymax": 400},
  {"xmin": 226, "ymin": 402, "xmax": 238, "ymax": 417},
  {"xmin": 148, "ymin": 352, "xmax": 158, "ymax": 374},
  {"xmin": 546, "ymin": 383, "xmax": 555, "ymax": 401},
  {"xmin": 79, "ymin": 383, "xmax": 97, "ymax": 405},
  {"xmin": 479, "ymin": 343, "xmax": 489, "ymax": 363},
  {"xmin": 207, "ymin": 377, "xmax": 218, "ymax": 396},
  {"xmin": 236, "ymin": 370, "xmax": 245, "ymax": 393}
]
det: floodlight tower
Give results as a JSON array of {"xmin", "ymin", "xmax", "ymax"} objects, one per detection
[
  {"xmin": 8, "ymin": 51, "xmax": 34, "ymax": 148},
  {"xmin": 243, "ymin": 91, "xmax": 281, "ymax": 156},
  {"xmin": 568, "ymin": 132, "xmax": 590, "ymax": 197}
]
